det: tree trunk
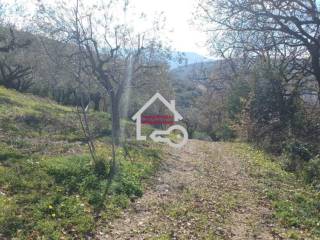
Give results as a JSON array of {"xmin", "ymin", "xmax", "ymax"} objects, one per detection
[
  {"xmin": 111, "ymin": 94, "xmax": 120, "ymax": 145},
  {"xmin": 310, "ymin": 48, "xmax": 320, "ymax": 103},
  {"xmin": 314, "ymin": 74, "xmax": 320, "ymax": 103},
  {"xmin": 92, "ymin": 93, "xmax": 101, "ymax": 111},
  {"xmin": 93, "ymin": 98, "xmax": 100, "ymax": 111},
  {"xmin": 108, "ymin": 92, "xmax": 120, "ymax": 179}
]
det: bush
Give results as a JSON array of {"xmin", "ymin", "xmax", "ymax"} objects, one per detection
[
  {"xmin": 93, "ymin": 156, "xmax": 110, "ymax": 178},
  {"xmin": 304, "ymin": 156, "xmax": 320, "ymax": 187},
  {"xmin": 210, "ymin": 124, "xmax": 236, "ymax": 141},
  {"xmin": 110, "ymin": 175, "xmax": 143, "ymax": 198},
  {"xmin": 193, "ymin": 131, "xmax": 211, "ymax": 141},
  {"xmin": 285, "ymin": 140, "xmax": 313, "ymax": 161},
  {"xmin": 283, "ymin": 140, "xmax": 313, "ymax": 172}
]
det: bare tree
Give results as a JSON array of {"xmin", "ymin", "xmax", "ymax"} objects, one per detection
[
  {"xmin": 198, "ymin": 0, "xmax": 320, "ymax": 102},
  {"xmin": 37, "ymin": 0, "xmax": 169, "ymax": 176}
]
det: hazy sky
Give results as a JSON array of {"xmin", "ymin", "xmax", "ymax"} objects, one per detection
[
  {"xmin": 4, "ymin": 0, "xmax": 210, "ymax": 56},
  {"xmin": 130, "ymin": 0, "xmax": 209, "ymax": 56}
]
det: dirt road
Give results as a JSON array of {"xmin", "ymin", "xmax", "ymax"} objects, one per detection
[{"xmin": 97, "ymin": 140, "xmax": 275, "ymax": 240}]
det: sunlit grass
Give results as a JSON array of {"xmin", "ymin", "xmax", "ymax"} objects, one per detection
[
  {"xmin": 0, "ymin": 86, "xmax": 162, "ymax": 239},
  {"xmin": 233, "ymin": 143, "xmax": 320, "ymax": 239}
]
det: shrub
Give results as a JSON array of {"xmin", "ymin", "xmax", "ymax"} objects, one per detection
[
  {"xmin": 210, "ymin": 124, "xmax": 236, "ymax": 141},
  {"xmin": 285, "ymin": 140, "xmax": 313, "ymax": 161},
  {"xmin": 121, "ymin": 176, "xmax": 143, "ymax": 197},
  {"xmin": 283, "ymin": 140, "xmax": 313, "ymax": 171},
  {"xmin": 193, "ymin": 131, "xmax": 211, "ymax": 141},
  {"xmin": 110, "ymin": 173, "xmax": 143, "ymax": 198},
  {"xmin": 304, "ymin": 156, "xmax": 320, "ymax": 187},
  {"xmin": 93, "ymin": 156, "xmax": 110, "ymax": 178}
]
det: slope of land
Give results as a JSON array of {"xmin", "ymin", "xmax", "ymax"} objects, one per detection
[
  {"xmin": 98, "ymin": 140, "xmax": 320, "ymax": 240},
  {"xmin": 0, "ymin": 87, "xmax": 161, "ymax": 239},
  {"xmin": 1, "ymin": 87, "xmax": 319, "ymax": 239}
]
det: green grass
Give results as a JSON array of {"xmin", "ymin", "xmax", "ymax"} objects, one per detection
[
  {"xmin": 0, "ymin": 86, "xmax": 116, "ymax": 143},
  {"xmin": 0, "ymin": 86, "xmax": 162, "ymax": 239},
  {"xmin": 0, "ymin": 146, "xmax": 161, "ymax": 239},
  {"xmin": 233, "ymin": 143, "xmax": 320, "ymax": 239}
]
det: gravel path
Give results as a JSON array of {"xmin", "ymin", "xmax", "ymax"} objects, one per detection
[{"xmin": 96, "ymin": 140, "xmax": 275, "ymax": 240}]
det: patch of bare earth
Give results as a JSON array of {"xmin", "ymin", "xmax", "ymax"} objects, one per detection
[{"xmin": 96, "ymin": 140, "xmax": 276, "ymax": 239}]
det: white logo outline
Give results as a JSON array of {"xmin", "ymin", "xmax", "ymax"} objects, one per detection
[{"xmin": 132, "ymin": 93, "xmax": 188, "ymax": 148}]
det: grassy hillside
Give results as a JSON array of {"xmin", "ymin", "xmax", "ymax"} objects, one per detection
[
  {"xmin": 0, "ymin": 87, "xmax": 162, "ymax": 239},
  {"xmin": 234, "ymin": 144, "xmax": 320, "ymax": 239}
]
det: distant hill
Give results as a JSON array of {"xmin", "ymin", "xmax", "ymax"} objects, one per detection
[
  {"xmin": 169, "ymin": 60, "xmax": 219, "ymax": 110},
  {"xmin": 170, "ymin": 61, "xmax": 217, "ymax": 81},
  {"xmin": 169, "ymin": 51, "xmax": 214, "ymax": 69}
]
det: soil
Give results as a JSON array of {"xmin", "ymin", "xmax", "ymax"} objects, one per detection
[{"xmin": 96, "ymin": 140, "xmax": 275, "ymax": 240}]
